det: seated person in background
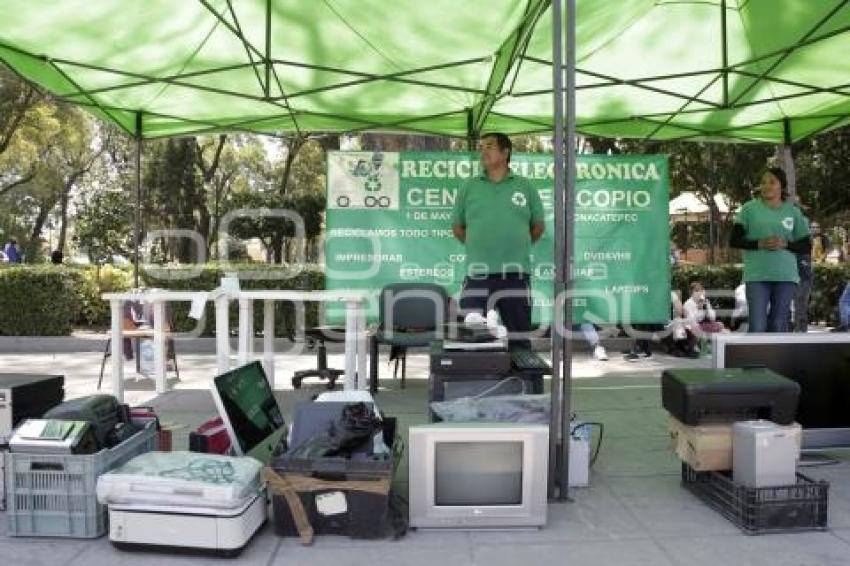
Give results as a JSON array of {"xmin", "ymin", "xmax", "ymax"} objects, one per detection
[
  {"xmin": 666, "ymin": 290, "xmax": 700, "ymax": 358},
  {"xmin": 121, "ymin": 299, "xmax": 176, "ymax": 369},
  {"xmin": 120, "ymin": 302, "xmax": 142, "ymax": 360},
  {"xmin": 576, "ymin": 323, "xmax": 608, "ymax": 361},
  {"xmin": 623, "ymin": 324, "xmax": 661, "ymax": 361},
  {"xmin": 731, "ymin": 282, "xmax": 748, "ymax": 331},
  {"xmin": 623, "ymin": 291, "xmax": 697, "ymax": 360},
  {"xmin": 683, "ymin": 281, "xmax": 726, "ymax": 336}
]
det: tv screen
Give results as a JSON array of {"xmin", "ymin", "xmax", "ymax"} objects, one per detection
[
  {"xmin": 714, "ymin": 334, "xmax": 850, "ymax": 448},
  {"xmin": 408, "ymin": 423, "xmax": 548, "ymax": 529},
  {"xmin": 435, "ymin": 442, "xmax": 523, "ymax": 506},
  {"xmin": 212, "ymin": 361, "xmax": 285, "ymax": 454}
]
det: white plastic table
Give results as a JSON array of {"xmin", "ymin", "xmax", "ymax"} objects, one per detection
[
  {"xmin": 223, "ymin": 290, "xmax": 370, "ymax": 391},
  {"xmin": 103, "ymin": 289, "xmax": 370, "ymax": 401},
  {"xmin": 102, "ymin": 291, "xmax": 204, "ymax": 401}
]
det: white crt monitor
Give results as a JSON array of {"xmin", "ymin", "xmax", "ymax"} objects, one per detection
[{"xmin": 409, "ymin": 423, "xmax": 548, "ymax": 529}]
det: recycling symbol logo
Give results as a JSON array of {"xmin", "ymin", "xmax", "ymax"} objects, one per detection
[
  {"xmin": 782, "ymin": 217, "xmax": 794, "ymax": 231},
  {"xmin": 364, "ymin": 174, "xmax": 382, "ymax": 192},
  {"xmin": 511, "ymin": 192, "xmax": 527, "ymax": 207}
]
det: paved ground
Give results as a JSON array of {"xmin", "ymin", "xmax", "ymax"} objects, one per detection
[{"xmin": 1, "ymin": 339, "xmax": 849, "ymax": 565}]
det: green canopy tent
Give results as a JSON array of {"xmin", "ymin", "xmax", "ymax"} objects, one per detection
[
  {"xmin": 2, "ymin": 0, "xmax": 850, "ymax": 498},
  {"xmin": 2, "ymin": 1, "xmax": 848, "ymax": 141}
]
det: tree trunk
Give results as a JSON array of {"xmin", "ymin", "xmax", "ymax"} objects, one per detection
[
  {"xmin": 57, "ymin": 182, "xmax": 71, "ymax": 253},
  {"xmin": 26, "ymin": 197, "xmax": 59, "ymax": 260},
  {"xmin": 271, "ymin": 233, "xmax": 285, "ymax": 264},
  {"xmin": 0, "ymin": 170, "xmax": 36, "ymax": 197},
  {"xmin": 707, "ymin": 197, "xmax": 719, "ymax": 265},
  {"xmin": 211, "ymin": 188, "xmax": 221, "ymax": 260},
  {"xmin": 280, "ymin": 134, "xmax": 307, "ymax": 195}
]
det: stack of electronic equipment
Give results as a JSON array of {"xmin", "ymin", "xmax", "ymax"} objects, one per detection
[
  {"xmin": 426, "ymin": 316, "xmax": 596, "ymax": 492},
  {"xmin": 268, "ymin": 393, "xmax": 399, "ymax": 544},
  {"xmin": 429, "ymin": 316, "xmax": 547, "ymax": 423},
  {"xmin": 86, "ymin": 361, "xmax": 282, "ymax": 557},
  {"xmin": 662, "ymin": 368, "xmax": 829, "ymax": 534},
  {"xmin": 0, "ymin": 373, "xmax": 66, "ymax": 512},
  {"xmin": 96, "ymin": 451, "xmax": 266, "ymax": 557},
  {"xmin": 5, "ymin": 393, "xmax": 157, "ymax": 538},
  {"xmin": 408, "ymin": 314, "xmax": 556, "ymax": 529}
]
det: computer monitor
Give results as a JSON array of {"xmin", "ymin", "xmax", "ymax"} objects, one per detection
[
  {"xmin": 408, "ymin": 423, "xmax": 548, "ymax": 529},
  {"xmin": 210, "ymin": 361, "xmax": 286, "ymax": 464},
  {"xmin": 713, "ymin": 333, "xmax": 850, "ymax": 449}
]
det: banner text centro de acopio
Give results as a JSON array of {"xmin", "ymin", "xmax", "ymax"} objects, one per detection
[{"xmin": 325, "ymin": 151, "xmax": 669, "ymax": 325}]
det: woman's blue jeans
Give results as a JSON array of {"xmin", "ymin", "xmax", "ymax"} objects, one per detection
[{"xmin": 745, "ymin": 281, "xmax": 797, "ymax": 333}]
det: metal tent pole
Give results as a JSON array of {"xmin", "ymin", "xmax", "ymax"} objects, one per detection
[
  {"xmin": 709, "ymin": 144, "xmax": 717, "ymax": 264},
  {"xmin": 134, "ymin": 112, "xmax": 142, "ymax": 288},
  {"xmin": 558, "ymin": 0, "xmax": 577, "ymax": 500},
  {"xmin": 549, "ymin": 0, "xmax": 566, "ymax": 500},
  {"xmin": 467, "ymin": 108, "xmax": 477, "ymax": 151},
  {"xmin": 778, "ymin": 118, "xmax": 797, "ymax": 198}
]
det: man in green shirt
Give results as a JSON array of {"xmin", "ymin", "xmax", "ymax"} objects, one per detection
[{"xmin": 452, "ymin": 133, "xmax": 544, "ymax": 346}]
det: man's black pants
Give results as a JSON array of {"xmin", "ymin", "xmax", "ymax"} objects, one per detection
[{"xmin": 459, "ymin": 273, "xmax": 531, "ymax": 348}]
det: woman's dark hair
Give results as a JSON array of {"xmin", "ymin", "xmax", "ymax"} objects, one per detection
[{"xmin": 765, "ymin": 166, "xmax": 789, "ymax": 200}]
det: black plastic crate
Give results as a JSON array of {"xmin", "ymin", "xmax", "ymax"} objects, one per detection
[
  {"xmin": 682, "ymin": 463, "xmax": 828, "ymax": 534},
  {"xmin": 268, "ymin": 417, "xmax": 398, "ymax": 541}
]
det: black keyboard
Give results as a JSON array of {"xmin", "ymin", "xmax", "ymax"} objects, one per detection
[{"xmin": 510, "ymin": 350, "xmax": 552, "ymax": 373}]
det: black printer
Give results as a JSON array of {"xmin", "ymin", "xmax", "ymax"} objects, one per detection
[{"xmin": 662, "ymin": 367, "xmax": 800, "ymax": 425}]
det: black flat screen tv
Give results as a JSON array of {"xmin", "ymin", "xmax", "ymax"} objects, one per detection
[{"xmin": 713, "ymin": 333, "xmax": 850, "ymax": 449}]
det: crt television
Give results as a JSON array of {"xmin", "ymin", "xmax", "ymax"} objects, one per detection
[
  {"xmin": 211, "ymin": 361, "xmax": 286, "ymax": 464},
  {"xmin": 409, "ymin": 423, "xmax": 548, "ymax": 529},
  {"xmin": 713, "ymin": 333, "xmax": 850, "ymax": 449}
]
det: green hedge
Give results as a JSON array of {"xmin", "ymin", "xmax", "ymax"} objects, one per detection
[
  {"xmin": 0, "ymin": 262, "xmax": 845, "ymax": 335},
  {"xmin": 0, "ymin": 263, "xmax": 324, "ymax": 336},
  {"xmin": 672, "ymin": 263, "xmax": 850, "ymax": 325},
  {"xmin": 0, "ymin": 266, "xmax": 84, "ymax": 335},
  {"xmin": 76, "ymin": 264, "xmax": 134, "ymax": 327}
]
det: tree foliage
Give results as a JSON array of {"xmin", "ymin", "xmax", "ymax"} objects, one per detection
[
  {"xmin": 793, "ymin": 127, "xmax": 850, "ymax": 226},
  {"xmin": 74, "ymin": 189, "xmax": 134, "ymax": 267}
]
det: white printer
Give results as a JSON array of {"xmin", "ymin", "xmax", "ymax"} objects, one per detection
[{"xmin": 97, "ymin": 451, "xmax": 266, "ymax": 557}]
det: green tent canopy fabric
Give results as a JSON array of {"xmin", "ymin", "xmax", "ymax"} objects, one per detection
[{"xmin": 1, "ymin": 0, "xmax": 848, "ymax": 142}]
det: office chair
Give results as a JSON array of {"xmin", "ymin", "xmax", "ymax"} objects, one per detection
[
  {"xmin": 369, "ymin": 282, "xmax": 448, "ymax": 393},
  {"xmin": 292, "ymin": 326, "xmax": 345, "ymax": 389}
]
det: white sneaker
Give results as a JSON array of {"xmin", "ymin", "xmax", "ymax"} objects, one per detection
[{"xmin": 593, "ymin": 345, "xmax": 609, "ymax": 361}]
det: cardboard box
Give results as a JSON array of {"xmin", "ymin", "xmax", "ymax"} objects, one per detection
[
  {"xmin": 668, "ymin": 415, "xmax": 733, "ymax": 471},
  {"xmin": 668, "ymin": 416, "xmax": 802, "ymax": 472}
]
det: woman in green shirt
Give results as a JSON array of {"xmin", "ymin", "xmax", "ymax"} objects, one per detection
[{"xmin": 730, "ymin": 167, "xmax": 811, "ymax": 333}]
